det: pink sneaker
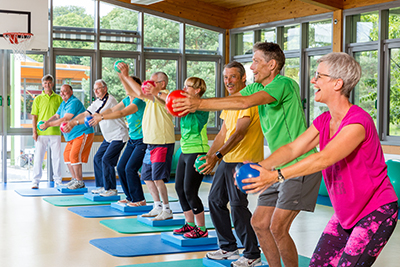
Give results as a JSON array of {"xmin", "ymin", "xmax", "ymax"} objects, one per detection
[
  {"xmin": 183, "ymin": 227, "xmax": 208, "ymax": 238},
  {"xmin": 173, "ymin": 223, "xmax": 195, "ymax": 235}
]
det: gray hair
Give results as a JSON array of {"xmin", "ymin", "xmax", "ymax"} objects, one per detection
[
  {"xmin": 42, "ymin": 74, "xmax": 54, "ymax": 83},
  {"xmin": 153, "ymin": 72, "xmax": 168, "ymax": 86},
  {"xmin": 94, "ymin": 79, "xmax": 107, "ymax": 88},
  {"xmin": 317, "ymin": 52, "xmax": 361, "ymax": 98},
  {"xmin": 224, "ymin": 61, "xmax": 246, "ymax": 79},
  {"xmin": 62, "ymin": 84, "xmax": 73, "ymax": 92}
]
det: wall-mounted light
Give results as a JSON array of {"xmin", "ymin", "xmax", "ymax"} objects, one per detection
[{"xmin": 131, "ymin": 0, "xmax": 164, "ymax": 5}]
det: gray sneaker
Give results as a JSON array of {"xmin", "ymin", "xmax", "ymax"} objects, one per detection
[
  {"xmin": 206, "ymin": 249, "xmax": 240, "ymax": 260},
  {"xmin": 65, "ymin": 178, "xmax": 77, "ymax": 187},
  {"xmin": 68, "ymin": 180, "xmax": 85, "ymax": 190},
  {"xmin": 231, "ymin": 256, "xmax": 262, "ymax": 267},
  {"xmin": 152, "ymin": 209, "xmax": 173, "ymax": 221},
  {"xmin": 91, "ymin": 187, "xmax": 105, "ymax": 194},
  {"xmin": 141, "ymin": 207, "xmax": 162, "ymax": 217},
  {"xmin": 99, "ymin": 189, "xmax": 118, "ymax": 197}
]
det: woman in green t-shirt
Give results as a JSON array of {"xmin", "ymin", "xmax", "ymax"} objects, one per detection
[{"xmin": 173, "ymin": 77, "xmax": 210, "ymax": 238}]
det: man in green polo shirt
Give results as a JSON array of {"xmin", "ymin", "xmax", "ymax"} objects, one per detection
[{"xmin": 31, "ymin": 74, "xmax": 63, "ymax": 189}]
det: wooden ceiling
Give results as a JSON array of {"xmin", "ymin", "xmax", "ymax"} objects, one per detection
[{"xmin": 117, "ymin": 0, "xmax": 395, "ymax": 29}]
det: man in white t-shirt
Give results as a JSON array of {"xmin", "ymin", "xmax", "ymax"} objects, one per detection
[{"xmin": 66, "ymin": 79, "xmax": 129, "ymax": 197}]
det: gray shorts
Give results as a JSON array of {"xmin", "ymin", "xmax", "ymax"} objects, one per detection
[{"xmin": 258, "ymin": 171, "xmax": 322, "ymax": 212}]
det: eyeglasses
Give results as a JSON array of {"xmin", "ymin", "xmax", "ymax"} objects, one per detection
[
  {"xmin": 93, "ymin": 86, "xmax": 104, "ymax": 91},
  {"xmin": 314, "ymin": 71, "xmax": 334, "ymax": 81},
  {"xmin": 155, "ymin": 81, "xmax": 163, "ymax": 84},
  {"xmin": 184, "ymin": 85, "xmax": 194, "ymax": 90}
]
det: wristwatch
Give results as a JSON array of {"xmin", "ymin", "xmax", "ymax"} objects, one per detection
[
  {"xmin": 277, "ymin": 169, "xmax": 285, "ymax": 183},
  {"xmin": 157, "ymin": 92, "xmax": 162, "ymax": 97},
  {"xmin": 215, "ymin": 151, "xmax": 223, "ymax": 159},
  {"xmin": 76, "ymin": 120, "xmax": 79, "ymax": 125}
]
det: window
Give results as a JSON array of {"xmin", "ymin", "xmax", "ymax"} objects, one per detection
[
  {"xmin": 187, "ymin": 61, "xmax": 217, "ymax": 127},
  {"xmin": 350, "ymin": 11, "xmax": 379, "ymax": 43},
  {"xmin": 144, "ymin": 15, "xmax": 179, "ymax": 52},
  {"xmin": 308, "ymin": 55, "xmax": 328, "ymax": 123},
  {"xmin": 185, "ymin": 25, "xmax": 219, "ymax": 54},
  {"xmin": 353, "ymin": 51, "xmax": 378, "ymax": 125},
  {"xmin": 234, "ymin": 31, "xmax": 254, "ymax": 56},
  {"xmin": 389, "ymin": 48, "xmax": 400, "ymax": 136},
  {"xmin": 261, "ymin": 28, "xmax": 276, "ymax": 43},
  {"xmin": 284, "ymin": 24, "xmax": 300, "ymax": 50},
  {"xmin": 309, "ymin": 19, "xmax": 332, "ymax": 48},
  {"xmin": 389, "ymin": 8, "xmax": 400, "ymax": 39},
  {"xmin": 283, "ymin": 57, "xmax": 300, "ymax": 84}
]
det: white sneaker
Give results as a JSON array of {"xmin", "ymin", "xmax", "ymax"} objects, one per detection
[
  {"xmin": 65, "ymin": 178, "xmax": 77, "ymax": 187},
  {"xmin": 231, "ymin": 256, "xmax": 262, "ymax": 267},
  {"xmin": 54, "ymin": 180, "xmax": 63, "ymax": 187},
  {"xmin": 68, "ymin": 180, "xmax": 85, "ymax": 190},
  {"xmin": 206, "ymin": 249, "xmax": 240, "ymax": 260},
  {"xmin": 31, "ymin": 183, "xmax": 39, "ymax": 189},
  {"xmin": 152, "ymin": 209, "xmax": 173, "ymax": 221},
  {"xmin": 99, "ymin": 189, "xmax": 118, "ymax": 197},
  {"xmin": 141, "ymin": 207, "xmax": 162, "ymax": 217},
  {"xmin": 91, "ymin": 187, "xmax": 105, "ymax": 194}
]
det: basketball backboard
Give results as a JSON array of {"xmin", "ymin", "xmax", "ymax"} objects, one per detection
[{"xmin": 0, "ymin": 0, "xmax": 48, "ymax": 51}]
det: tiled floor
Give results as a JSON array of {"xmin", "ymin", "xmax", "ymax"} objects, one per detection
[{"xmin": 0, "ymin": 181, "xmax": 398, "ymax": 267}]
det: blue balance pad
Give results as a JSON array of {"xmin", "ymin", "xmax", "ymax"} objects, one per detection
[
  {"xmin": 203, "ymin": 257, "xmax": 268, "ymax": 267},
  {"xmin": 84, "ymin": 192, "xmax": 120, "ymax": 202},
  {"xmin": 110, "ymin": 202, "xmax": 153, "ymax": 212},
  {"xmin": 137, "ymin": 215, "xmax": 185, "ymax": 226},
  {"xmin": 161, "ymin": 231, "xmax": 218, "ymax": 247},
  {"xmin": 90, "ymin": 230, "xmax": 243, "ymax": 257},
  {"xmin": 57, "ymin": 185, "xmax": 88, "ymax": 193}
]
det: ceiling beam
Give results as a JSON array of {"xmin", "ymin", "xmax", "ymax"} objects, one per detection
[{"xmin": 298, "ymin": 0, "xmax": 343, "ymax": 11}]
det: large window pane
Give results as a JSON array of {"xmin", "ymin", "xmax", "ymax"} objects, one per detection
[
  {"xmin": 351, "ymin": 11, "xmax": 379, "ymax": 43},
  {"xmin": 309, "ymin": 55, "xmax": 328, "ymax": 123},
  {"xmin": 261, "ymin": 28, "xmax": 276, "ymax": 43},
  {"xmin": 389, "ymin": 8, "xmax": 400, "ymax": 39},
  {"xmin": 55, "ymin": 55, "xmax": 91, "ymax": 107},
  {"xmin": 234, "ymin": 31, "xmax": 254, "ymax": 56},
  {"xmin": 185, "ymin": 25, "xmax": 219, "ymax": 54},
  {"xmin": 99, "ymin": 2, "xmax": 138, "ymax": 51},
  {"xmin": 309, "ymin": 19, "xmax": 332, "ymax": 48},
  {"xmin": 242, "ymin": 62, "xmax": 254, "ymax": 85},
  {"xmin": 353, "ymin": 51, "xmax": 378, "ymax": 125},
  {"xmin": 52, "ymin": 1, "xmax": 95, "ymax": 49},
  {"xmin": 284, "ymin": 24, "xmax": 300, "ymax": 50},
  {"xmin": 389, "ymin": 48, "xmax": 400, "ymax": 136},
  {"xmin": 101, "ymin": 57, "xmax": 136, "ymax": 103},
  {"xmin": 283, "ymin": 57, "xmax": 300, "ymax": 84},
  {"xmin": 144, "ymin": 15, "xmax": 179, "ymax": 52},
  {"xmin": 187, "ymin": 61, "xmax": 217, "ymax": 127},
  {"xmin": 7, "ymin": 135, "xmax": 38, "ymax": 182}
]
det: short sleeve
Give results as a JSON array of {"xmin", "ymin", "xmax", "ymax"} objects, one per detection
[
  {"xmin": 31, "ymin": 97, "xmax": 39, "ymax": 115},
  {"xmin": 133, "ymin": 98, "xmax": 146, "ymax": 111}
]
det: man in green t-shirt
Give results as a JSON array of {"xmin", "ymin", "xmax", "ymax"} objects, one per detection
[
  {"xmin": 173, "ymin": 42, "xmax": 322, "ymax": 267},
  {"xmin": 31, "ymin": 74, "xmax": 63, "ymax": 189}
]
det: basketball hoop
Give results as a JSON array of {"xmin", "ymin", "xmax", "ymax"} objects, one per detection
[{"xmin": 3, "ymin": 32, "xmax": 34, "ymax": 61}]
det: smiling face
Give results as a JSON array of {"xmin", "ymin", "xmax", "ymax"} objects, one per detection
[
  {"xmin": 60, "ymin": 85, "xmax": 73, "ymax": 102},
  {"xmin": 93, "ymin": 81, "xmax": 107, "ymax": 99},
  {"xmin": 250, "ymin": 50, "xmax": 274, "ymax": 85},
  {"xmin": 42, "ymin": 79, "xmax": 54, "ymax": 95},
  {"xmin": 311, "ymin": 62, "xmax": 336, "ymax": 104},
  {"xmin": 223, "ymin": 67, "xmax": 246, "ymax": 95}
]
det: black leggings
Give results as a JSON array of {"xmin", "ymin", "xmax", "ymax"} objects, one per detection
[{"xmin": 175, "ymin": 153, "xmax": 205, "ymax": 214}]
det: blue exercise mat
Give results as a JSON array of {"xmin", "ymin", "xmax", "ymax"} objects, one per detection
[
  {"xmin": 90, "ymin": 230, "xmax": 243, "ymax": 257},
  {"xmin": 15, "ymin": 185, "xmax": 124, "ymax": 197},
  {"xmin": 68, "ymin": 201, "xmax": 188, "ymax": 218},
  {"xmin": 118, "ymin": 258, "xmax": 204, "ymax": 267}
]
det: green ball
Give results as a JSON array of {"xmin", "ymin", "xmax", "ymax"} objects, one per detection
[
  {"xmin": 37, "ymin": 121, "xmax": 45, "ymax": 131},
  {"xmin": 114, "ymin": 60, "xmax": 125, "ymax": 73},
  {"xmin": 195, "ymin": 155, "xmax": 206, "ymax": 172}
]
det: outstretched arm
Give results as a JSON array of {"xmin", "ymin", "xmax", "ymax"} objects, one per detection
[
  {"xmin": 92, "ymin": 102, "xmax": 139, "ymax": 124},
  {"xmin": 117, "ymin": 63, "xmax": 153, "ymax": 101},
  {"xmin": 172, "ymin": 90, "xmax": 276, "ymax": 116}
]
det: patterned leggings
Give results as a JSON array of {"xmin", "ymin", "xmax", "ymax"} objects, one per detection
[{"xmin": 309, "ymin": 202, "xmax": 398, "ymax": 267}]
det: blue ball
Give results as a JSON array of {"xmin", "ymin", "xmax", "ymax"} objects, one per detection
[
  {"xmin": 84, "ymin": 116, "xmax": 93, "ymax": 128},
  {"xmin": 235, "ymin": 163, "xmax": 260, "ymax": 194}
]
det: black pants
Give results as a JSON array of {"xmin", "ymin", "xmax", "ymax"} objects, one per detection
[
  {"xmin": 208, "ymin": 160, "xmax": 260, "ymax": 259},
  {"xmin": 175, "ymin": 153, "xmax": 205, "ymax": 214}
]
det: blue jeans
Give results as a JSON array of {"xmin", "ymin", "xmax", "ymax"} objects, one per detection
[
  {"xmin": 116, "ymin": 138, "xmax": 147, "ymax": 202},
  {"xmin": 93, "ymin": 139, "xmax": 126, "ymax": 190}
]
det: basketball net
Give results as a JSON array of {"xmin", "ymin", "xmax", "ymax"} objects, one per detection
[{"xmin": 3, "ymin": 32, "xmax": 34, "ymax": 61}]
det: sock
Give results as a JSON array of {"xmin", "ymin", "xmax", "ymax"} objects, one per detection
[
  {"xmin": 162, "ymin": 203, "xmax": 170, "ymax": 211},
  {"xmin": 154, "ymin": 201, "xmax": 162, "ymax": 209},
  {"xmin": 187, "ymin": 222, "xmax": 196, "ymax": 227},
  {"xmin": 199, "ymin": 225, "xmax": 206, "ymax": 232}
]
